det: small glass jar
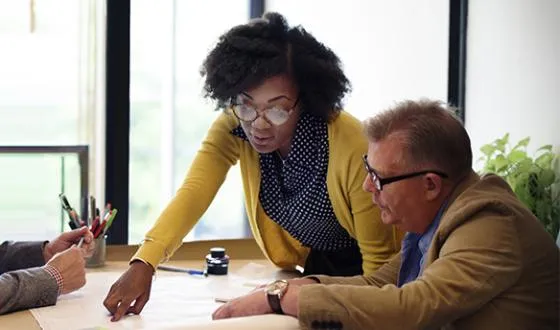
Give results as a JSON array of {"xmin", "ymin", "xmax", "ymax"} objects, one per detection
[{"xmin": 205, "ymin": 247, "xmax": 229, "ymax": 275}]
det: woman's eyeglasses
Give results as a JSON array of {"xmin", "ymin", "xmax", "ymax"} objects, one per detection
[
  {"xmin": 231, "ymin": 97, "xmax": 299, "ymax": 126},
  {"xmin": 362, "ymin": 154, "xmax": 448, "ymax": 191}
]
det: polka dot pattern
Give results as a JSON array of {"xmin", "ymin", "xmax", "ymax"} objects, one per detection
[{"xmin": 231, "ymin": 113, "xmax": 357, "ymax": 251}]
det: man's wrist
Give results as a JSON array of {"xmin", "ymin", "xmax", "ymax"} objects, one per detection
[
  {"xmin": 280, "ymin": 284, "xmax": 300, "ymax": 317},
  {"xmin": 43, "ymin": 264, "xmax": 64, "ymax": 296}
]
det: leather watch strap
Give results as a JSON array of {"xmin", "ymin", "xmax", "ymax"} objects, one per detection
[{"xmin": 267, "ymin": 292, "xmax": 284, "ymax": 314}]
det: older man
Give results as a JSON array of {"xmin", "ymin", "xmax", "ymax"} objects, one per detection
[
  {"xmin": 0, "ymin": 226, "xmax": 93, "ymax": 314},
  {"xmin": 213, "ymin": 99, "xmax": 559, "ymax": 330}
]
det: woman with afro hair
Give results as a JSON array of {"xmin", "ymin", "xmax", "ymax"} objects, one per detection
[{"xmin": 104, "ymin": 12, "xmax": 403, "ymax": 321}]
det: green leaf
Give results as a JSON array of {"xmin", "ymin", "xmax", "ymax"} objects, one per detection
[
  {"xmin": 536, "ymin": 144, "xmax": 553, "ymax": 152},
  {"xmin": 507, "ymin": 150, "xmax": 527, "ymax": 163},
  {"xmin": 538, "ymin": 169, "xmax": 556, "ymax": 187},
  {"xmin": 494, "ymin": 155, "xmax": 509, "ymax": 173},
  {"xmin": 514, "ymin": 158, "xmax": 533, "ymax": 173},
  {"xmin": 535, "ymin": 153, "xmax": 554, "ymax": 169},
  {"xmin": 484, "ymin": 159, "xmax": 496, "ymax": 173},
  {"xmin": 495, "ymin": 133, "xmax": 510, "ymax": 151},
  {"xmin": 500, "ymin": 133, "xmax": 510, "ymax": 144},
  {"xmin": 514, "ymin": 183, "xmax": 535, "ymax": 211},
  {"xmin": 480, "ymin": 144, "xmax": 496, "ymax": 157},
  {"xmin": 513, "ymin": 137, "xmax": 530, "ymax": 150},
  {"xmin": 535, "ymin": 200, "xmax": 552, "ymax": 224}
]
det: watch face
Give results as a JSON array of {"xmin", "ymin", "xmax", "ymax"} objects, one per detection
[{"xmin": 266, "ymin": 280, "xmax": 289, "ymax": 295}]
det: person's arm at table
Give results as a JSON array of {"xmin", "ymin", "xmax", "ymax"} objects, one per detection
[
  {"xmin": 104, "ymin": 113, "xmax": 241, "ymax": 321},
  {"xmin": 0, "ymin": 236, "xmax": 89, "ymax": 314},
  {"xmin": 212, "ymin": 254, "xmax": 401, "ymax": 320}
]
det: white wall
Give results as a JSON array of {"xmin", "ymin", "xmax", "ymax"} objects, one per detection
[
  {"xmin": 267, "ymin": 0, "xmax": 449, "ymax": 120},
  {"xmin": 466, "ymin": 0, "xmax": 560, "ymax": 168}
]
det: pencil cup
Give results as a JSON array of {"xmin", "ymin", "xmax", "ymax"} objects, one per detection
[{"xmin": 86, "ymin": 235, "xmax": 107, "ymax": 268}]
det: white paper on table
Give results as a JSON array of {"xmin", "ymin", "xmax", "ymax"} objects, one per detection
[{"xmin": 30, "ymin": 266, "xmax": 298, "ymax": 330}]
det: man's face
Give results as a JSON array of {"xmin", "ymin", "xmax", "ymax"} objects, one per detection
[{"xmin": 362, "ymin": 133, "xmax": 442, "ymax": 234}]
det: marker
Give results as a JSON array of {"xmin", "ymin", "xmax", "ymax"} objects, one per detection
[
  {"xmin": 90, "ymin": 216, "xmax": 100, "ymax": 234},
  {"xmin": 101, "ymin": 209, "xmax": 118, "ymax": 235},
  {"xmin": 93, "ymin": 219, "xmax": 107, "ymax": 239},
  {"xmin": 157, "ymin": 265, "xmax": 208, "ymax": 277}
]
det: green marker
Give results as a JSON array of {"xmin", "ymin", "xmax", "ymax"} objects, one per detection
[{"xmin": 103, "ymin": 208, "xmax": 118, "ymax": 235}]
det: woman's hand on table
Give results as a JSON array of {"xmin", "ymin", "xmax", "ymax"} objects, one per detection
[{"xmin": 103, "ymin": 260, "xmax": 154, "ymax": 321}]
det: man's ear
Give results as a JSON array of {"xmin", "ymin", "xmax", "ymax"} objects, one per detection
[{"xmin": 423, "ymin": 173, "xmax": 443, "ymax": 201}]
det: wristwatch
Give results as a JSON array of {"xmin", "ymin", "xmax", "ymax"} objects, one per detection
[{"xmin": 265, "ymin": 279, "xmax": 289, "ymax": 314}]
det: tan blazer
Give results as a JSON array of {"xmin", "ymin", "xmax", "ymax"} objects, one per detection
[{"xmin": 298, "ymin": 172, "xmax": 559, "ymax": 330}]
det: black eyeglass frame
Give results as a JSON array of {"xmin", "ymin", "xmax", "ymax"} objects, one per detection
[{"xmin": 362, "ymin": 154, "xmax": 449, "ymax": 191}]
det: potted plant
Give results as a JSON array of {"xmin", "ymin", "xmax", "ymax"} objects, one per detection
[{"xmin": 478, "ymin": 133, "xmax": 560, "ymax": 240}]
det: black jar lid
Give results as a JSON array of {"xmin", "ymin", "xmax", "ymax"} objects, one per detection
[{"xmin": 210, "ymin": 247, "xmax": 226, "ymax": 258}]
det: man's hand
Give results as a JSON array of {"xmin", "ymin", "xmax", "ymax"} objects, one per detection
[
  {"xmin": 213, "ymin": 278, "xmax": 313, "ymax": 319},
  {"xmin": 103, "ymin": 261, "xmax": 154, "ymax": 322},
  {"xmin": 46, "ymin": 246, "xmax": 87, "ymax": 294},
  {"xmin": 44, "ymin": 226, "xmax": 95, "ymax": 262},
  {"xmin": 212, "ymin": 288, "xmax": 273, "ymax": 320}
]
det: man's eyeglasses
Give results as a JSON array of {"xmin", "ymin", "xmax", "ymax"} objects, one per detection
[
  {"xmin": 231, "ymin": 96, "xmax": 299, "ymax": 126},
  {"xmin": 362, "ymin": 154, "xmax": 448, "ymax": 191}
]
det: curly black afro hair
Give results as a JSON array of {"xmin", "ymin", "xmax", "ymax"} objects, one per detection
[{"xmin": 200, "ymin": 12, "xmax": 351, "ymax": 121}]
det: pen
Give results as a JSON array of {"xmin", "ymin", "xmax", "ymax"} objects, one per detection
[
  {"xmin": 157, "ymin": 265, "xmax": 208, "ymax": 277},
  {"xmin": 59, "ymin": 193, "xmax": 81, "ymax": 229},
  {"xmin": 89, "ymin": 196, "xmax": 96, "ymax": 227}
]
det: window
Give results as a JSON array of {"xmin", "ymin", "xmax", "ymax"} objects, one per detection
[
  {"xmin": 0, "ymin": 0, "xmax": 102, "ymax": 241},
  {"xmin": 129, "ymin": 0, "xmax": 250, "ymax": 243},
  {"xmin": 0, "ymin": 150, "xmax": 83, "ymax": 241}
]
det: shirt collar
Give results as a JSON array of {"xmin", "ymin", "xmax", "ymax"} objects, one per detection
[{"xmin": 418, "ymin": 201, "xmax": 447, "ymax": 255}]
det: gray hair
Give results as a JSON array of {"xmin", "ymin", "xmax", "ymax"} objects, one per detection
[{"xmin": 363, "ymin": 99, "xmax": 472, "ymax": 180}]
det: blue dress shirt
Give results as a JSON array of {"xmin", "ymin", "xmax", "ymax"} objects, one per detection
[{"xmin": 397, "ymin": 205, "xmax": 446, "ymax": 287}]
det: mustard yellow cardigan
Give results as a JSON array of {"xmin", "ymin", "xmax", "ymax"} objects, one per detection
[{"xmin": 133, "ymin": 111, "xmax": 402, "ymax": 274}]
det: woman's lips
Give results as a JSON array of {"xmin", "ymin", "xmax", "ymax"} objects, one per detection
[{"xmin": 251, "ymin": 135, "xmax": 273, "ymax": 146}]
